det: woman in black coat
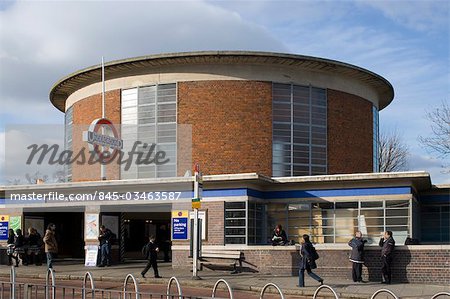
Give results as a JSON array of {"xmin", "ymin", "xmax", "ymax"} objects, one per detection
[{"xmin": 298, "ymin": 234, "xmax": 323, "ymax": 287}]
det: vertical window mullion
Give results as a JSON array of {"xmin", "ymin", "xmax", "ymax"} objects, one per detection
[
  {"xmin": 309, "ymin": 85, "xmax": 312, "ymax": 175},
  {"xmin": 290, "ymin": 84, "xmax": 294, "ymax": 177}
]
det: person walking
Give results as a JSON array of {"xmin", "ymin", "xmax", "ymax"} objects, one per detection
[
  {"xmin": 348, "ymin": 231, "xmax": 367, "ymax": 282},
  {"xmin": 7, "ymin": 229, "xmax": 19, "ymax": 267},
  {"xmin": 141, "ymin": 235, "xmax": 162, "ymax": 278},
  {"xmin": 379, "ymin": 230, "xmax": 395, "ymax": 284},
  {"xmin": 98, "ymin": 225, "xmax": 113, "ymax": 267},
  {"xmin": 298, "ymin": 234, "xmax": 323, "ymax": 287},
  {"xmin": 43, "ymin": 223, "xmax": 58, "ymax": 270}
]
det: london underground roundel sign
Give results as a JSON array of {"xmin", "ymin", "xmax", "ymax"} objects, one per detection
[{"xmin": 82, "ymin": 118, "xmax": 123, "ymax": 163}]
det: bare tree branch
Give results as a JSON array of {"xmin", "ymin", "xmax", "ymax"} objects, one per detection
[
  {"xmin": 419, "ymin": 100, "xmax": 450, "ymax": 158},
  {"xmin": 378, "ymin": 130, "xmax": 409, "ymax": 172}
]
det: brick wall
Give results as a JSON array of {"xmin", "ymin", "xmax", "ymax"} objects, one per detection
[
  {"xmin": 71, "ymin": 90, "xmax": 121, "ymax": 181},
  {"xmin": 172, "ymin": 246, "xmax": 450, "ymax": 284},
  {"xmin": 178, "ymin": 81, "xmax": 273, "ymax": 176},
  {"xmin": 327, "ymin": 89, "xmax": 373, "ymax": 174}
]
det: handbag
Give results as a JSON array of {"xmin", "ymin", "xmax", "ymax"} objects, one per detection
[{"xmin": 309, "ymin": 258, "xmax": 317, "ymax": 269}]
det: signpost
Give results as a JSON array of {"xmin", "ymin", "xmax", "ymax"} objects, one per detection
[
  {"xmin": 0, "ymin": 215, "xmax": 10, "ymax": 241},
  {"xmin": 172, "ymin": 211, "xmax": 189, "ymax": 240},
  {"xmin": 192, "ymin": 164, "xmax": 202, "ymax": 279}
]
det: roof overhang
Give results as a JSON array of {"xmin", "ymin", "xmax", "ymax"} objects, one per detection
[{"xmin": 49, "ymin": 51, "xmax": 395, "ymax": 112}]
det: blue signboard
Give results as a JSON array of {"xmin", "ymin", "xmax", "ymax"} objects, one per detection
[
  {"xmin": 172, "ymin": 217, "xmax": 188, "ymax": 240},
  {"xmin": 0, "ymin": 221, "xmax": 9, "ymax": 241}
]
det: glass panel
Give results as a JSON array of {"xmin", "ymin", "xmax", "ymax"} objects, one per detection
[
  {"xmin": 386, "ymin": 209, "xmax": 409, "ymax": 217},
  {"xmin": 361, "ymin": 201, "xmax": 383, "ymax": 208},
  {"xmin": 386, "ymin": 200, "xmax": 409, "ymax": 208}
]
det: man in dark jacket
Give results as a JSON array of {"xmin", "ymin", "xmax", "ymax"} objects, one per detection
[
  {"xmin": 98, "ymin": 225, "xmax": 113, "ymax": 267},
  {"xmin": 348, "ymin": 231, "xmax": 367, "ymax": 282},
  {"xmin": 141, "ymin": 235, "xmax": 162, "ymax": 278},
  {"xmin": 379, "ymin": 230, "xmax": 395, "ymax": 284}
]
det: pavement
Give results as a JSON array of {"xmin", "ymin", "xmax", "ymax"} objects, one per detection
[{"xmin": 0, "ymin": 260, "xmax": 449, "ymax": 299}]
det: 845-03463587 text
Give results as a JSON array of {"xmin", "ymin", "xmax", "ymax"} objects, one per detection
[{"xmin": 8, "ymin": 191, "xmax": 182, "ymax": 202}]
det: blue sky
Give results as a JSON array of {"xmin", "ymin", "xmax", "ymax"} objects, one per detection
[{"xmin": 0, "ymin": 0, "xmax": 448, "ymax": 184}]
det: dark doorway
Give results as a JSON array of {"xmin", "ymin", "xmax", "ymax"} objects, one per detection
[
  {"xmin": 24, "ymin": 212, "xmax": 84, "ymax": 258},
  {"xmin": 123, "ymin": 212, "xmax": 171, "ymax": 260}
]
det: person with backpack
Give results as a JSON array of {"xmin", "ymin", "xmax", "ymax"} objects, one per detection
[
  {"xmin": 348, "ymin": 231, "xmax": 367, "ymax": 282},
  {"xmin": 298, "ymin": 234, "xmax": 323, "ymax": 287},
  {"xmin": 98, "ymin": 225, "xmax": 113, "ymax": 267},
  {"xmin": 141, "ymin": 235, "xmax": 162, "ymax": 278}
]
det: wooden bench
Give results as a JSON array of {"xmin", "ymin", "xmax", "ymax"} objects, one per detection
[{"xmin": 199, "ymin": 250, "xmax": 244, "ymax": 274}]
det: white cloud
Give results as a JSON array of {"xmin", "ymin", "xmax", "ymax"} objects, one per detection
[
  {"xmin": 0, "ymin": 0, "xmax": 287, "ymax": 115},
  {"xmin": 363, "ymin": 0, "xmax": 449, "ymax": 32},
  {"xmin": 0, "ymin": 131, "xmax": 4, "ymax": 184}
]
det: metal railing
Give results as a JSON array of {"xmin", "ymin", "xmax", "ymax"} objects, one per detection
[
  {"xmin": 313, "ymin": 285, "xmax": 339, "ymax": 299},
  {"xmin": 81, "ymin": 272, "xmax": 95, "ymax": 299},
  {"xmin": 370, "ymin": 289, "xmax": 399, "ymax": 299},
  {"xmin": 167, "ymin": 277, "xmax": 182, "ymax": 299},
  {"xmin": 0, "ymin": 267, "xmax": 446, "ymax": 299},
  {"xmin": 431, "ymin": 292, "xmax": 450, "ymax": 299},
  {"xmin": 259, "ymin": 283, "xmax": 284, "ymax": 299},
  {"xmin": 212, "ymin": 279, "xmax": 233, "ymax": 299}
]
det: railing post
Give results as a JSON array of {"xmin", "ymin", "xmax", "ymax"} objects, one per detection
[
  {"xmin": 82, "ymin": 272, "xmax": 96, "ymax": 299},
  {"xmin": 313, "ymin": 285, "xmax": 339, "ymax": 299},
  {"xmin": 259, "ymin": 283, "xmax": 285, "ymax": 299},
  {"xmin": 9, "ymin": 266, "xmax": 16, "ymax": 299},
  {"xmin": 370, "ymin": 289, "xmax": 399, "ymax": 299},
  {"xmin": 123, "ymin": 274, "xmax": 139, "ymax": 299},
  {"xmin": 45, "ymin": 268, "xmax": 56, "ymax": 299},
  {"xmin": 212, "ymin": 279, "xmax": 233, "ymax": 299},
  {"xmin": 166, "ymin": 277, "xmax": 182, "ymax": 299}
]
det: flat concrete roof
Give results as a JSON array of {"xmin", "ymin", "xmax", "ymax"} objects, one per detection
[
  {"xmin": 49, "ymin": 51, "xmax": 395, "ymax": 112},
  {"xmin": 1, "ymin": 171, "xmax": 431, "ymax": 192}
]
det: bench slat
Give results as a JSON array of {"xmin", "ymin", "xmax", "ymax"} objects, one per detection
[{"xmin": 201, "ymin": 253, "xmax": 241, "ymax": 259}]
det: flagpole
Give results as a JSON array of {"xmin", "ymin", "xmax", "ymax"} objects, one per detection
[{"xmin": 101, "ymin": 56, "xmax": 106, "ymax": 180}]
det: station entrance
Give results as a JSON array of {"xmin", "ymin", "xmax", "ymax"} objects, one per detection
[
  {"xmin": 123, "ymin": 212, "xmax": 171, "ymax": 261},
  {"xmin": 20, "ymin": 206, "xmax": 174, "ymax": 263},
  {"xmin": 23, "ymin": 211, "xmax": 84, "ymax": 258}
]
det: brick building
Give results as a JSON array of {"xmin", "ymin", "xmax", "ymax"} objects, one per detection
[{"xmin": 1, "ymin": 51, "xmax": 448, "ymax": 284}]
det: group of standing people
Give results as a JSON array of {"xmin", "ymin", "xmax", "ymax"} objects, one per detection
[
  {"xmin": 297, "ymin": 230, "xmax": 395, "ymax": 287},
  {"xmin": 6, "ymin": 223, "xmax": 58, "ymax": 270},
  {"xmin": 7, "ymin": 227, "xmax": 43, "ymax": 266},
  {"xmin": 272, "ymin": 225, "xmax": 396, "ymax": 287},
  {"xmin": 348, "ymin": 230, "xmax": 395, "ymax": 284}
]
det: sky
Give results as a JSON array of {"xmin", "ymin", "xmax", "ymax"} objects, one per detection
[{"xmin": 0, "ymin": 0, "xmax": 448, "ymax": 184}]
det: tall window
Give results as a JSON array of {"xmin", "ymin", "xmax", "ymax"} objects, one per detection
[
  {"xmin": 64, "ymin": 106, "xmax": 73, "ymax": 182},
  {"xmin": 421, "ymin": 205, "xmax": 450, "ymax": 243},
  {"xmin": 224, "ymin": 202, "xmax": 247, "ymax": 244},
  {"xmin": 121, "ymin": 84, "xmax": 177, "ymax": 179},
  {"xmin": 272, "ymin": 83, "xmax": 327, "ymax": 177},
  {"xmin": 373, "ymin": 106, "xmax": 379, "ymax": 172}
]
